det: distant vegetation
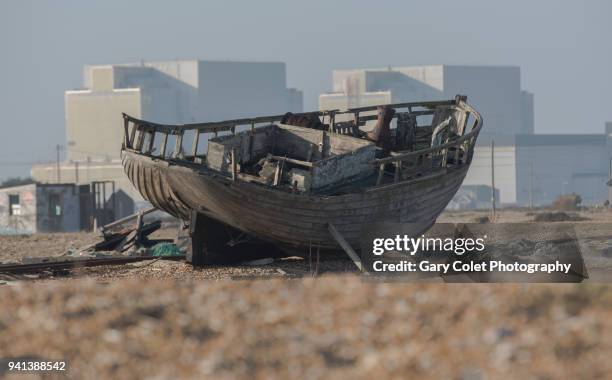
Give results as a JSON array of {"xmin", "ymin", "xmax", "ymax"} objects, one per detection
[
  {"xmin": 553, "ymin": 193, "xmax": 582, "ymax": 210},
  {"xmin": 0, "ymin": 177, "xmax": 34, "ymax": 189}
]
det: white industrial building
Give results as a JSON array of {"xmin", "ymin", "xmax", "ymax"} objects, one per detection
[
  {"xmin": 320, "ymin": 65, "xmax": 534, "ymax": 139},
  {"xmin": 32, "ymin": 59, "xmax": 303, "ymax": 209},
  {"xmin": 320, "ymin": 65, "xmax": 611, "ymax": 207}
]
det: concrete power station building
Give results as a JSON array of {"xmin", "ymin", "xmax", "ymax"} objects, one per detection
[
  {"xmin": 320, "ymin": 65, "xmax": 611, "ymax": 207},
  {"xmin": 320, "ymin": 65, "xmax": 534, "ymax": 139},
  {"xmin": 31, "ymin": 59, "xmax": 303, "ymax": 213}
]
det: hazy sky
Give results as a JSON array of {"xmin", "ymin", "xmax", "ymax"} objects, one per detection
[{"xmin": 1, "ymin": 0, "xmax": 611, "ymax": 180}]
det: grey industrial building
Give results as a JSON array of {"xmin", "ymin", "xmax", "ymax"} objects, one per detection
[
  {"xmin": 31, "ymin": 59, "xmax": 303, "ymax": 210},
  {"xmin": 463, "ymin": 128, "xmax": 612, "ymax": 206},
  {"xmin": 320, "ymin": 65, "xmax": 611, "ymax": 207}
]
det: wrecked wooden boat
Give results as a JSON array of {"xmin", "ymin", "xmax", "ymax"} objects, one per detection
[{"xmin": 120, "ymin": 95, "xmax": 482, "ymax": 263}]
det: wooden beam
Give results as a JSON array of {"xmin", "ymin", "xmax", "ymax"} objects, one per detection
[
  {"xmin": 120, "ymin": 98, "xmax": 458, "ymax": 133},
  {"xmin": 129, "ymin": 122, "xmax": 138, "ymax": 147},
  {"xmin": 160, "ymin": 133, "xmax": 168, "ymax": 157},
  {"xmin": 134, "ymin": 211, "xmax": 144, "ymax": 244},
  {"xmin": 136, "ymin": 128, "xmax": 145, "ymax": 151},
  {"xmin": 237, "ymin": 172, "xmax": 268, "ymax": 184},
  {"xmin": 147, "ymin": 130, "xmax": 155, "ymax": 154},
  {"xmin": 248, "ymin": 130, "xmax": 254, "ymax": 161},
  {"xmin": 191, "ymin": 129, "xmax": 200, "ymax": 159},
  {"xmin": 328, "ymin": 223, "xmax": 363, "ymax": 272},
  {"xmin": 101, "ymin": 207, "xmax": 156, "ymax": 232},
  {"xmin": 441, "ymin": 147, "xmax": 448, "ymax": 168},
  {"xmin": 376, "ymin": 163, "xmax": 385, "ymax": 186},
  {"xmin": 123, "ymin": 118, "xmax": 130, "ymax": 148},
  {"xmin": 174, "ymin": 133, "xmax": 183, "ymax": 158},
  {"xmin": 268, "ymin": 154, "xmax": 313, "ymax": 168},
  {"xmin": 231, "ymin": 148, "xmax": 237, "ymax": 181},
  {"xmin": 394, "ymin": 161, "xmax": 401, "ymax": 183},
  {"xmin": 273, "ymin": 159, "xmax": 284, "ymax": 186},
  {"xmin": 186, "ymin": 210, "xmax": 209, "ymax": 266}
]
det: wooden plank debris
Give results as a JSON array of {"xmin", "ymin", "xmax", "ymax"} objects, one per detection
[
  {"xmin": 101, "ymin": 207, "xmax": 156, "ymax": 234},
  {"xmin": 0, "ymin": 209, "xmax": 181, "ymax": 275},
  {"xmin": 0, "ymin": 255, "xmax": 184, "ymax": 275},
  {"xmin": 94, "ymin": 220, "xmax": 161, "ymax": 253},
  {"xmin": 268, "ymin": 154, "xmax": 313, "ymax": 168}
]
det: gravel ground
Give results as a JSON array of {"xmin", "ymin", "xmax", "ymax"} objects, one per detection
[
  {"xmin": 3, "ymin": 257, "xmax": 357, "ymax": 283},
  {"xmin": 1, "ymin": 209, "xmax": 611, "ymax": 378},
  {"xmin": 1, "ymin": 278, "xmax": 611, "ymax": 379},
  {"xmin": 2, "ymin": 208, "xmax": 611, "ymax": 282},
  {"xmin": 0, "ymin": 232, "xmax": 98, "ymax": 264}
]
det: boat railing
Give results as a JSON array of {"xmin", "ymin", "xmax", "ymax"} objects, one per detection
[
  {"xmin": 121, "ymin": 96, "xmax": 481, "ymax": 185},
  {"xmin": 372, "ymin": 99, "xmax": 482, "ymax": 185}
]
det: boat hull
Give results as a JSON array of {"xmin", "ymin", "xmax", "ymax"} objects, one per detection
[{"xmin": 122, "ymin": 150, "xmax": 468, "ymax": 250}]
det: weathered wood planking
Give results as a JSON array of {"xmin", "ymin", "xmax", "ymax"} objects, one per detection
[
  {"xmin": 120, "ymin": 96, "xmax": 482, "ymax": 255},
  {"xmin": 122, "ymin": 150, "xmax": 469, "ymax": 250}
]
